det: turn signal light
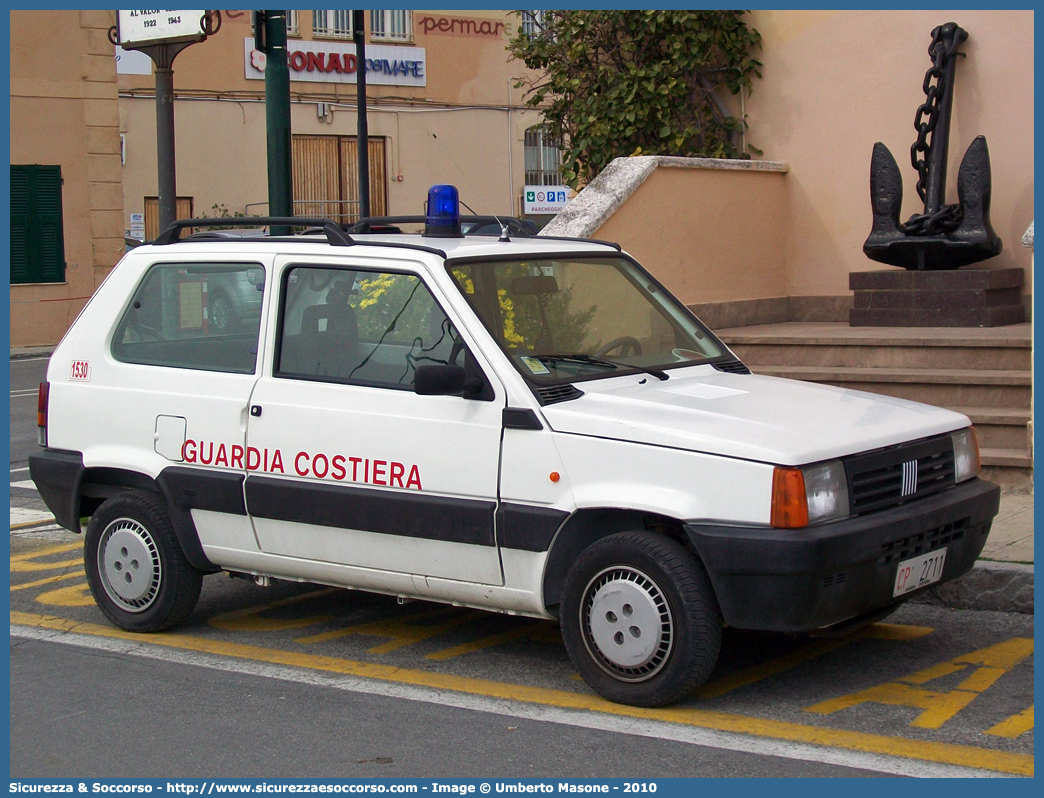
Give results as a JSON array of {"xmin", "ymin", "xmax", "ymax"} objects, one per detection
[
  {"xmin": 37, "ymin": 381, "xmax": 49, "ymax": 446},
  {"xmin": 771, "ymin": 467, "xmax": 808, "ymax": 528}
]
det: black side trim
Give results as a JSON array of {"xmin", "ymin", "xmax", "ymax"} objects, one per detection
[
  {"xmin": 156, "ymin": 467, "xmax": 245, "ymax": 572},
  {"xmin": 497, "ymin": 503, "xmax": 570, "ymax": 552},
  {"xmin": 156, "ymin": 467, "xmax": 247, "ymax": 516},
  {"xmin": 245, "ymin": 475, "xmax": 496, "ymax": 546},
  {"xmin": 28, "ymin": 449, "xmax": 84, "ymax": 532},
  {"xmin": 503, "ymin": 407, "xmax": 543, "ymax": 430}
]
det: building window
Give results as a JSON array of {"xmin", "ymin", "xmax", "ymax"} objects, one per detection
[
  {"xmin": 312, "ymin": 9, "xmax": 354, "ymax": 39},
  {"xmin": 285, "ymin": 10, "xmax": 300, "ymax": 37},
  {"xmin": 252, "ymin": 11, "xmax": 300, "ymax": 37},
  {"xmin": 524, "ymin": 126, "xmax": 563, "ymax": 186},
  {"xmin": 10, "ymin": 165, "xmax": 65, "ymax": 285},
  {"xmin": 370, "ymin": 10, "xmax": 412, "ymax": 42},
  {"xmin": 521, "ymin": 10, "xmax": 546, "ymax": 37},
  {"xmin": 144, "ymin": 197, "xmax": 194, "ymax": 243},
  {"xmin": 292, "ymin": 135, "xmax": 387, "ymax": 225}
]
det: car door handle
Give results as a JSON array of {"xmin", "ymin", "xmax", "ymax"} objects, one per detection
[{"xmin": 250, "ymin": 405, "xmax": 262, "ymax": 417}]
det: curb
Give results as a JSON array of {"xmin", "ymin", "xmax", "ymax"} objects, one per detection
[
  {"xmin": 910, "ymin": 560, "xmax": 1034, "ymax": 614},
  {"xmin": 11, "ymin": 347, "xmax": 54, "ymax": 360}
]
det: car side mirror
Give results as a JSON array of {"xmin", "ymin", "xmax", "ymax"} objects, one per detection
[
  {"xmin": 415, "ymin": 364, "xmax": 465, "ymax": 396},
  {"xmin": 414, "ymin": 364, "xmax": 486, "ymax": 398}
]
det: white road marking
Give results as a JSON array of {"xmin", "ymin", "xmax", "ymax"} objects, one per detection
[
  {"xmin": 10, "ymin": 480, "xmax": 37, "ymax": 491},
  {"xmin": 10, "ymin": 507, "xmax": 56, "ymax": 528},
  {"xmin": 10, "ymin": 523, "xmax": 67, "ymax": 537},
  {"xmin": 10, "ymin": 467, "xmax": 30, "ymax": 474},
  {"xmin": 8, "ymin": 624, "xmax": 1014, "ymax": 779},
  {"xmin": 10, "ymin": 389, "xmax": 38, "ymax": 398}
]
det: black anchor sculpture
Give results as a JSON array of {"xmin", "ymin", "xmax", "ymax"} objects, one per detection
[{"xmin": 863, "ymin": 23, "xmax": 1002, "ymax": 271}]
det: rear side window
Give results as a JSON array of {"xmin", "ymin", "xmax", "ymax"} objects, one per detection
[{"xmin": 112, "ymin": 262, "xmax": 265, "ymax": 374}]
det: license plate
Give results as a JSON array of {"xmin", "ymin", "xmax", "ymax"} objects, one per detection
[{"xmin": 893, "ymin": 548, "xmax": 947, "ymax": 597}]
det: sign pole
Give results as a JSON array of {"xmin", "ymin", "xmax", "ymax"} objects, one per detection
[
  {"xmin": 154, "ymin": 46, "xmax": 178, "ymax": 232},
  {"xmin": 259, "ymin": 11, "xmax": 294, "ymax": 235},
  {"xmin": 110, "ymin": 11, "xmax": 216, "ymax": 237},
  {"xmin": 354, "ymin": 10, "xmax": 370, "ymax": 221}
]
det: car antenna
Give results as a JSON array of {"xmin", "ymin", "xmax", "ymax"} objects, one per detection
[{"xmin": 461, "ymin": 199, "xmax": 511, "ymax": 242}]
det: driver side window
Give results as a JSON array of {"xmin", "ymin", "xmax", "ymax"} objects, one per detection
[{"xmin": 276, "ymin": 266, "xmax": 460, "ymax": 389}]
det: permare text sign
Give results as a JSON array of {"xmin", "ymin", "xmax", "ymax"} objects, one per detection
[{"xmin": 116, "ymin": 10, "xmax": 208, "ymax": 49}]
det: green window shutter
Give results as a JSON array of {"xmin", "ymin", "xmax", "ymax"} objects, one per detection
[
  {"xmin": 10, "ymin": 167, "xmax": 30, "ymax": 283},
  {"xmin": 10, "ymin": 164, "xmax": 66, "ymax": 284}
]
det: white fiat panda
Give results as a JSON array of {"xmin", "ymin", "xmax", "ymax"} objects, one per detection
[{"xmin": 31, "ymin": 185, "xmax": 999, "ymax": 708}]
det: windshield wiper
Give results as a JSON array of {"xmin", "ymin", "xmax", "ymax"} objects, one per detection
[{"xmin": 537, "ymin": 353, "xmax": 669, "ymax": 381}]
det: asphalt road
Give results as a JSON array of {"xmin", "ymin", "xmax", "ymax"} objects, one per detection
[
  {"xmin": 8, "ymin": 356, "xmax": 1035, "ymax": 779},
  {"xmin": 10, "ymin": 355, "xmax": 47, "ymax": 472},
  {"xmin": 10, "ymin": 635, "xmax": 877, "ymax": 779}
]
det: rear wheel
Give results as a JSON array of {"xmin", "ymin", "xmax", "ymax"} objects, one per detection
[
  {"xmin": 84, "ymin": 491, "xmax": 203, "ymax": 632},
  {"xmin": 561, "ymin": 531, "xmax": 722, "ymax": 707}
]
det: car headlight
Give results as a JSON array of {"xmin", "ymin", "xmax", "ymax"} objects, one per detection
[
  {"xmin": 951, "ymin": 427, "xmax": 980, "ymax": 483},
  {"xmin": 771, "ymin": 460, "xmax": 850, "ymax": 528},
  {"xmin": 803, "ymin": 460, "xmax": 850, "ymax": 524}
]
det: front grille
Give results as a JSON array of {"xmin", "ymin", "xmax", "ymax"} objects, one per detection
[
  {"xmin": 822, "ymin": 572, "xmax": 848, "ymax": 588},
  {"xmin": 535, "ymin": 383, "xmax": 585, "ymax": 405},
  {"xmin": 712, "ymin": 359, "xmax": 752, "ymax": 375},
  {"xmin": 879, "ymin": 519, "xmax": 968, "ymax": 565},
  {"xmin": 846, "ymin": 435, "xmax": 955, "ymax": 515}
]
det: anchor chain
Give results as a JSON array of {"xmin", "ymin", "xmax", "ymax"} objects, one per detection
[{"xmin": 903, "ymin": 26, "xmax": 966, "ymax": 236}]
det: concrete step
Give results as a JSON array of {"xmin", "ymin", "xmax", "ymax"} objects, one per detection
[
  {"xmin": 728, "ymin": 341, "xmax": 1031, "ymax": 371},
  {"xmin": 980, "ymin": 448, "xmax": 1035, "ymax": 491},
  {"xmin": 951, "ymin": 407, "xmax": 1032, "ymax": 452},
  {"xmin": 752, "ymin": 365, "xmax": 1032, "ymax": 409},
  {"xmin": 981, "ymin": 447, "xmax": 1035, "ymax": 469},
  {"xmin": 717, "ymin": 322, "xmax": 1032, "ymax": 371}
]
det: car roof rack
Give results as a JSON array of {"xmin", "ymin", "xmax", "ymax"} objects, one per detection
[
  {"xmin": 347, "ymin": 215, "xmax": 538, "ymax": 236},
  {"xmin": 153, "ymin": 217, "xmax": 355, "ymax": 247}
]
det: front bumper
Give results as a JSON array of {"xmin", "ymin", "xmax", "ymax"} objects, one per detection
[{"xmin": 684, "ymin": 477, "xmax": 1000, "ymax": 633}]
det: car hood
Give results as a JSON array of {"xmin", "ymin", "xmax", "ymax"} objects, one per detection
[{"xmin": 539, "ymin": 366, "xmax": 969, "ymax": 465}]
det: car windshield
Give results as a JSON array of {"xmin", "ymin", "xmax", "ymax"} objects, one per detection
[{"xmin": 446, "ymin": 256, "xmax": 724, "ymax": 383}]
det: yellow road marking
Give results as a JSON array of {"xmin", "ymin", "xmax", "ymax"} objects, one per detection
[
  {"xmin": 208, "ymin": 589, "xmax": 340, "ymax": 633},
  {"xmin": 10, "ymin": 542, "xmax": 82, "ymax": 560},
  {"xmin": 10, "ymin": 609, "xmax": 1033, "ymax": 777},
  {"xmin": 10, "ymin": 542, "xmax": 82, "ymax": 572},
  {"xmin": 986, "ymin": 706, "xmax": 1034, "ymax": 739},
  {"xmin": 11, "ymin": 570, "xmax": 85, "ymax": 592},
  {"xmin": 698, "ymin": 624, "xmax": 934, "ymax": 700},
  {"xmin": 35, "ymin": 581, "xmax": 94, "ymax": 607},
  {"xmin": 298, "ymin": 606, "xmax": 487, "ymax": 652},
  {"xmin": 10, "ymin": 517, "xmax": 57, "ymax": 530},
  {"xmin": 864, "ymin": 623, "xmax": 936, "ymax": 641},
  {"xmin": 806, "ymin": 638, "xmax": 1034, "ymax": 729},
  {"xmin": 426, "ymin": 620, "xmax": 541, "ymax": 660}
]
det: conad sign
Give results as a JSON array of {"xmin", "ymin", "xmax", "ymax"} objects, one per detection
[{"xmin": 243, "ymin": 39, "xmax": 426, "ymax": 87}]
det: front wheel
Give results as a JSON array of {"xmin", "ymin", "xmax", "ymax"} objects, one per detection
[
  {"xmin": 561, "ymin": 531, "xmax": 722, "ymax": 707},
  {"xmin": 84, "ymin": 491, "xmax": 203, "ymax": 632}
]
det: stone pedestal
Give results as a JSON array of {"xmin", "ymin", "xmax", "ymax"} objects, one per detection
[{"xmin": 849, "ymin": 268, "xmax": 1025, "ymax": 327}]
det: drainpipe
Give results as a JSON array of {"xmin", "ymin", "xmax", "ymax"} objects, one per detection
[{"xmin": 507, "ymin": 77, "xmax": 514, "ymax": 215}]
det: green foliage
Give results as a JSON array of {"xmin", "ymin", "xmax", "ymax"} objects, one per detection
[
  {"xmin": 195, "ymin": 203, "xmax": 252, "ymax": 232},
  {"xmin": 508, "ymin": 10, "xmax": 763, "ymax": 187},
  {"xmin": 450, "ymin": 262, "xmax": 595, "ymax": 354}
]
